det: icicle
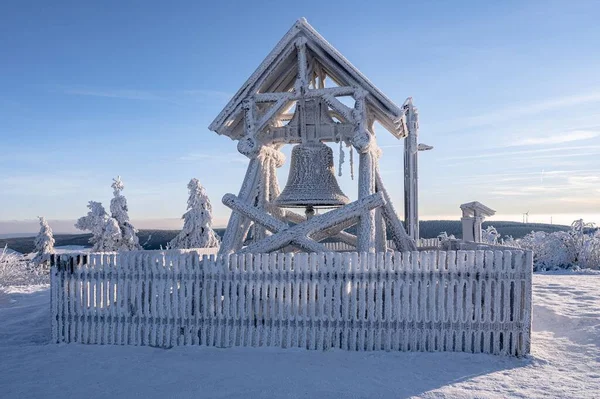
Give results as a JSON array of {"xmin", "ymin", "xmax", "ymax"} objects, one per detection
[
  {"xmin": 338, "ymin": 140, "xmax": 345, "ymax": 177},
  {"xmin": 349, "ymin": 145, "xmax": 354, "ymax": 180}
]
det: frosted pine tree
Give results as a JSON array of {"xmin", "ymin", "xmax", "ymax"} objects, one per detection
[
  {"xmin": 75, "ymin": 201, "xmax": 122, "ymax": 252},
  {"xmin": 169, "ymin": 178, "xmax": 220, "ymax": 249},
  {"xmin": 110, "ymin": 176, "xmax": 141, "ymax": 250},
  {"xmin": 33, "ymin": 216, "xmax": 55, "ymax": 265}
]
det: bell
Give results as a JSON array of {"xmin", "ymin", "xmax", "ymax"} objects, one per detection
[{"xmin": 275, "ymin": 142, "xmax": 350, "ymax": 208}]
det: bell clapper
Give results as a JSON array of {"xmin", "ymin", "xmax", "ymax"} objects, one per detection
[{"xmin": 305, "ymin": 206, "xmax": 315, "ymax": 219}]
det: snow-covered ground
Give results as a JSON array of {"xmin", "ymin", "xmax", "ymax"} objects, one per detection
[{"xmin": 0, "ymin": 274, "xmax": 598, "ymax": 398}]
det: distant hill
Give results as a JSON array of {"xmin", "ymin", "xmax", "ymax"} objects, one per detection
[
  {"xmin": 0, "ymin": 221, "xmax": 568, "ymax": 254},
  {"xmin": 420, "ymin": 220, "xmax": 569, "ymax": 240}
]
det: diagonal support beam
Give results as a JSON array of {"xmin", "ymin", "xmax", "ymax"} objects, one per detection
[
  {"xmin": 374, "ymin": 168, "xmax": 417, "ymax": 251},
  {"xmin": 223, "ymin": 194, "xmax": 329, "ymax": 253},
  {"xmin": 273, "ymin": 208, "xmax": 358, "ymax": 246},
  {"xmin": 240, "ymin": 193, "xmax": 385, "ymax": 254},
  {"xmin": 255, "ymin": 97, "xmax": 293, "ymax": 135},
  {"xmin": 322, "ymin": 95, "xmax": 354, "ymax": 123}
]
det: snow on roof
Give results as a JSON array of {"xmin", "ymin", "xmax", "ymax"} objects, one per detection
[
  {"xmin": 460, "ymin": 201, "xmax": 496, "ymax": 217},
  {"xmin": 209, "ymin": 18, "xmax": 406, "ymax": 140}
]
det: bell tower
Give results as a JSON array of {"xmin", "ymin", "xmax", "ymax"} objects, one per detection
[{"xmin": 209, "ymin": 18, "xmax": 418, "ymax": 255}]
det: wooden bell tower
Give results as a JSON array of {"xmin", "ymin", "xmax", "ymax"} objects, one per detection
[{"xmin": 209, "ymin": 18, "xmax": 420, "ymax": 255}]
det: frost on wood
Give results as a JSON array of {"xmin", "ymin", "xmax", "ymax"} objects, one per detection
[
  {"xmin": 169, "ymin": 178, "xmax": 220, "ymax": 249},
  {"xmin": 33, "ymin": 216, "xmax": 55, "ymax": 265},
  {"xmin": 110, "ymin": 176, "xmax": 142, "ymax": 251},
  {"xmin": 50, "ymin": 249, "xmax": 533, "ymax": 357},
  {"xmin": 75, "ymin": 201, "xmax": 121, "ymax": 252},
  {"xmin": 208, "ymin": 19, "xmax": 420, "ymax": 253}
]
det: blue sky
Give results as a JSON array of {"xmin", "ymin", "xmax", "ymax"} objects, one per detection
[{"xmin": 1, "ymin": 0, "xmax": 599, "ymax": 233}]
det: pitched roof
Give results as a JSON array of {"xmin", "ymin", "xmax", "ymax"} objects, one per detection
[{"xmin": 209, "ymin": 18, "xmax": 407, "ymax": 140}]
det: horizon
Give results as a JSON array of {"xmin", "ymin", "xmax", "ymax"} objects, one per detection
[
  {"xmin": 2, "ymin": 1, "xmax": 599, "ymax": 233},
  {"xmin": 0, "ymin": 213, "xmax": 589, "ymax": 238}
]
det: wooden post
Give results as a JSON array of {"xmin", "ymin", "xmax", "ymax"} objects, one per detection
[
  {"xmin": 403, "ymin": 100, "xmax": 419, "ymax": 240},
  {"xmin": 352, "ymin": 91, "xmax": 377, "ymax": 252}
]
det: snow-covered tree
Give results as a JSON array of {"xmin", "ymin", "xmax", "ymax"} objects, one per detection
[
  {"xmin": 75, "ymin": 201, "xmax": 121, "ymax": 252},
  {"xmin": 481, "ymin": 226, "xmax": 499, "ymax": 245},
  {"xmin": 110, "ymin": 176, "xmax": 141, "ymax": 251},
  {"xmin": 169, "ymin": 178, "xmax": 220, "ymax": 249},
  {"xmin": 579, "ymin": 230, "xmax": 600, "ymax": 269},
  {"xmin": 503, "ymin": 219, "xmax": 600, "ymax": 270},
  {"xmin": 518, "ymin": 231, "xmax": 577, "ymax": 271},
  {"xmin": 437, "ymin": 231, "xmax": 455, "ymax": 241},
  {"xmin": 33, "ymin": 216, "xmax": 55, "ymax": 265}
]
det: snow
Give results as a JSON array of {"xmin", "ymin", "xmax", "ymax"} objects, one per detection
[
  {"xmin": 32, "ymin": 216, "xmax": 54, "ymax": 264},
  {"xmin": 75, "ymin": 201, "xmax": 121, "ymax": 252},
  {"xmin": 169, "ymin": 178, "xmax": 220, "ymax": 249},
  {"xmin": 110, "ymin": 176, "xmax": 142, "ymax": 251},
  {"xmin": 1, "ymin": 273, "xmax": 598, "ymax": 398},
  {"xmin": 53, "ymin": 245, "xmax": 90, "ymax": 254}
]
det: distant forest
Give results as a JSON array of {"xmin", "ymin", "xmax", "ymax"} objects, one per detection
[{"xmin": 1, "ymin": 220, "xmax": 568, "ymax": 254}]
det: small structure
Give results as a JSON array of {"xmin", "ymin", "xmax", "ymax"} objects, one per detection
[
  {"xmin": 460, "ymin": 201, "xmax": 496, "ymax": 243},
  {"xmin": 209, "ymin": 18, "xmax": 421, "ymax": 255}
]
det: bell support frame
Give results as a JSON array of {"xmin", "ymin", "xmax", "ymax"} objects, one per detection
[{"xmin": 211, "ymin": 19, "xmax": 417, "ymax": 255}]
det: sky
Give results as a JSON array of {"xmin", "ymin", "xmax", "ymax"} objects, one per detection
[{"xmin": 1, "ymin": 0, "xmax": 599, "ymax": 234}]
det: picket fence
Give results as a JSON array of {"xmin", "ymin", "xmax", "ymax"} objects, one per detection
[
  {"xmin": 323, "ymin": 238, "xmax": 441, "ymax": 252},
  {"xmin": 50, "ymin": 249, "xmax": 532, "ymax": 356}
]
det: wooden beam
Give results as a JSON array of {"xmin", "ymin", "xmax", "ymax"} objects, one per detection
[
  {"xmin": 222, "ymin": 193, "xmax": 329, "ymax": 253},
  {"xmin": 240, "ymin": 193, "xmax": 384, "ymax": 254},
  {"xmin": 218, "ymin": 158, "xmax": 262, "ymax": 255},
  {"xmin": 274, "ymin": 209, "xmax": 358, "ymax": 246},
  {"xmin": 294, "ymin": 38, "xmax": 309, "ymax": 93},
  {"xmin": 306, "ymin": 86, "xmax": 355, "ymax": 97},
  {"xmin": 253, "ymin": 92, "xmax": 293, "ymax": 103},
  {"xmin": 375, "ymin": 168, "xmax": 417, "ymax": 251},
  {"xmin": 322, "ymin": 95, "xmax": 354, "ymax": 123},
  {"xmin": 255, "ymin": 98, "xmax": 292, "ymax": 133}
]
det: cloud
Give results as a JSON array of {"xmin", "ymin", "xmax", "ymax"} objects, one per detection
[
  {"xmin": 511, "ymin": 130, "xmax": 599, "ymax": 146},
  {"xmin": 0, "ymin": 173, "xmax": 96, "ymax": 197},
  {"xmin": 453, "ymin": 91, "xmax": 600, "ymax": 129},
  {"xmin": 62, "ymin": 87, "xmax": 164, "ymax": 101},
  {"xmin": 425, "ymin": 91, "xmax": 600, "ymax": 134},
  {"xmin": 442, "ymin": 144, "xmax": 600, "ymax": 161},
  {"xmin": 55, "ymin": 85, "xmax": 232, "ymax": 103},
  {"xmin": 178, "ymin": 152, "xmax": 248, "ymax": 164}
]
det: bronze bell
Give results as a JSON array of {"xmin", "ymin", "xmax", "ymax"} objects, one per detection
[{"xmin": 275, "ymin": 142, "xmax": 350, "ymax": 209}]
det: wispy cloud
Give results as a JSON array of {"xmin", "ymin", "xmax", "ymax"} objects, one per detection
[
  {"xmin": 62, "ymin": 87, "xmax": 164, "ymax": 101},
  {"xmin": 55, "ymin": 85, "xmax": 231, "ymax": 103},
  {"xmin": 438, "ymin": 91, "xmax": 600, "ymax": 130},
  {"xmin": 442, "ymin": 144, "xmax": 600, "ymax": 162},
  {"xmin": 0, "ymin": 172, "xmax": 101, "ymax": 197},
  {"xmin": 511, "ymin": 129, "xmax": 599, "ymax": 146},
  {"xmin": 178, "ymin": 152, "xmax": 248, "ymax": 164}
]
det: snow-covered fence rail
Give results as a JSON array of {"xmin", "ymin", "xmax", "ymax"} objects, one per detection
[
  {"xmin": 50, "ymin": 249, "xmax": 532, "ymax": 356},
  {"xmin": 324, "ymin": 238, "xmax": 440, "ymax": 252}
]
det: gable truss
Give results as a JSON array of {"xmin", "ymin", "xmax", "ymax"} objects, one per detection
[{"xmin": 209, "ymin": 19, "xmax": 408, "ymax": 141}]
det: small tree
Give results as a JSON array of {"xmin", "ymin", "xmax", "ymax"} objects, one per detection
[
  {"xmin": 110, "ymin": 176, "xmax": 141, "ymax": 251},
  {"xmin": 481, "ymin": 226, "xmax": 499, "ymax": 245},
  {"xmin": 33, "ymin": 216, "xmax": 55, "ymax": 265},
  {"xmin": 75, "ymin": 201, "xmax": 122, "ymax": 252},
  {"xmin": 169, "ymin": 178, "xmax": 220, "ymax": 249}
]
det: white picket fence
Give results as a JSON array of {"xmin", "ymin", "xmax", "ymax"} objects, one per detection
[
  {"xmin": 50, "ymin": 249, "xmax": 532, "ymax": 356},
  {"xmin": 324, "ymin": 238, "xmax": 441, "ymax": 252}
]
